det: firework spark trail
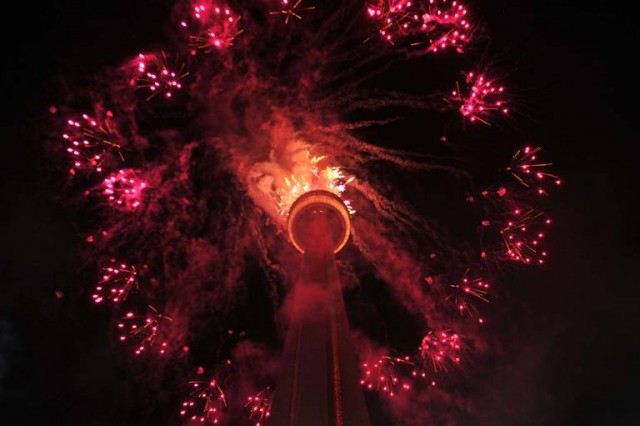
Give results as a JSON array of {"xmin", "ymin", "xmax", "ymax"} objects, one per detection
[
  {"xmin": 361, "ymin": 355, "xmax": 417, "ymax": 396},
  {"xmin": 244, "ymin": 386, "xmax": 273, "ymax": 425},
  {"xmin": 336, "ymin": 133, "xmax": 470, "ymax": 177},
  {"xmin": 102, "ymin": 169, "xmax": 148, "ymax": 210},
  {"xmin": 476, "ymin": 146, "xmax": 560, "ymax": 266},
  {"xmin": 132, "ymin": 53, "xmax": 188, "ymax": 100},
  {"xmin": 366, "ymin": 0, "xmax": 473, "ymax": 53},
  {"xmin": 61, "ymin": 111, "xmax": 124, "ymax": 174},
  {"xmin": 92, "ymin": 260, "xmax": 139, "ymax": 305},
  {"xmin": 500, "ymin": 208, "xmax": 551, "ymax": 265},
  {"xmin": 270, "ymin": 0, "xmax": 316, "ymax": 24},
  {"xmin": 418, "ymin": 329, "xmax": 464, "ymax": 373},
  {"xmin": 445, "ymin": 268, "xmax": 489, "ymax": 324},
  {"xmin": 507, "ymin": 146, "xmax": 562, "ymax": 195},
  {"xmin": 318, "ymin": 90, "xmax": 441, "ymax": 113},
  {"xmin": 350, "ymin": 179, "xmax": 427, "ymax": 234},
  {"xmin": 180, "ymin": 1, "xmax": 242, "ymax": 52},
  {"xmin": 117, "ymin": 306, "xmax": 172, "ymax": 356},
  {"xmin": 447, "ymin": 71, "xmax": 508, "ymax": 125},
  {"xmin": 180, "ymin": 373, "xmax": 228, "ymax": 424}
]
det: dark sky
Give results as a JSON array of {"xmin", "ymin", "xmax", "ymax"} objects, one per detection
[{"xmin": 1, "ymin": 1, "xmax": 639, "ymax": 425}]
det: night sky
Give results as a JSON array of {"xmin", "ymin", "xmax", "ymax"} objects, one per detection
[{"xmin": 1, "ymin": 1, "xmax": 639, "ymax": 425}]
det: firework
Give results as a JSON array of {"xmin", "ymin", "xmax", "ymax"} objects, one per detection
[
  {"xmin": 446, "ymin": 269, "xmax": 489, "ymax": 324},
  {"xmin": 61, "ymin": 112, "xmax": 123, "ymax": 174},
  {"xmin": 500, "ymin": 208, "xmax": 551, "ymax": 265},
  {"xmin": 133, "ymin": 53, "xmax": 188, "ymax": 100},
  {"xmin": 180, "ymin": 373, "xmax": 228, "ymax": 424},
  {"xmin": 275, "ymin": 152, "xmax": 355, "ymax": 216},
  {"xmin": 117, "ymin": 306, "xmax": 171, "ymax": 356},
  {"xmin": 366, "ymin": 0, "xmax": 472, "ymax": 52},
  {"xmin": 50, "ymin": 0, "xmax": 565, "ymax": 422},
  {"xmin": 418, "ymin": 330, "xmax": 463, "ymax": 372},
  {"xmin": 180, "ymin": 2, "xmax": 242, "ymax": 52},
  {"xmin": 269, "ymin": 0, "xmax": 316, "ymax": 24},
  {"xmin": 244, "ymin": 387, "xmax": 273, "ymax": 426},
  {"xmin": 102, "ymin": 169, "xmax": 148, "ymax": 211},
  {"xmin": 507, "ymin": 146, "xmax": 562, "ymax": 196},
  {"xmin": 448, "ymin": 71, "xmax": 508, "ymax": 125},
  {"xmin": 360, "ymin": 355, "xmax": 417, "ymax": 396},
  {"xmin": 92, "ymin": 260, "xmax": 138, "ymax": 305}
]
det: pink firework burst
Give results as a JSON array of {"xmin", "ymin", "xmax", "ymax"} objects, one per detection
[
  {"xmin": 446, "ymin": 269, "xmax": 489, "ymax": 324},
  {"xmin": 133, "ymin": 53, "xmax": 188, "ymax": 100},
  {"xmin": 92, "ymin": 260, "xmax": 138, "ymax": 305},
  {"xmin": 269, "ymin": 0, "xmax": 316, "ymax": 24},
  {"xmin": 61, "ymin": 111, "xmax": 123, "ymax": 174},
  {"xmin": 244, "ymin": 386, "xmax": 273, "ymax": 426},
  {"xmin": 507, "ymin": 146, "xmax": 562, "ymax": 196},
  {"xmin": 180, "ymin": 1, "xmax": 242, "ymax": 52},
  {"xmin": 360, "ymin": 355, "xmax": 417, "ymax": 397},
  {"xmin": 449, "ymin": 71, "xmax": 508, "ymax": 125},
  {"xmin": 102, "ymin": 169, "xmax": 148, "ymax": 211},
  {"xmin": 418, "ymin": 329, "xmax": 463, "ymax": 373},
  {"xmin": 274, "ymin": 152, "xmax": 355, "ymax": 216},
  {"xmin": 117, "ymin": 306, "xmax": 172, "ymax": 356},
  {"xmin": 500, "ymin": 208, "xmax": 551, "ymax": 265},
  {"xmin": 366, "ymin": 0, "xmax": 472, "ymax": 52},
  {"xmin": 180, "ymin": 372, "xmax": 228, "ymax": 424}
]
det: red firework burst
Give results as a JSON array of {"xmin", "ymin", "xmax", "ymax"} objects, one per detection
[
  {"xmin": 180, "ymin": 1, "xmax": 242, "ymax": 52},
  {"xmin": 507, "ymin": 146, "xmax": 562, "ymax": 196},
  {"xmin": 61, "ymin": 111, "xmax": 123, "ymax": 174},
  {"xmin": 449, "ymin": 71, "xmax": 508, "ymax": 125},
  {"xmin": 102, "ymin": 169, "xmax": 148, "ymax": 211},
  {"xmin": 360, "ymin": 355, "xmax": 417, "ymax": 396},
  {"xmin": 117, "ymin": 306, "xmax": 171, "ymax": 356},
  {"xmin": 133, "ymin": 53, "xmax": 188, "ymax": 100},
  {"xmin": 418, "ymin": 329, "xmax": 463, "ymax": 373},
  {"xmin": 269, "ymin": 0, "xmax": 316, "ymax": 24},
  {"xmin": 366, "ymin": 0, "xmax": 472, "ymax": 52},
  {"xmin": 180, "ymin": 372, "xmax": 228, "ymax": 424},
  {"xmin": 92, "ymin": 260, "xmax": 139, "ymax": 305},
  {"xmin": 500, "ymin": 208, "xmax": 551, "ymax": 265},
  {"xmin": 244, "ymin": 386, "xmax": 273, "ymax": 426},
  {"xmin": 446, "ymin": 269, "xmax": 489, "ymax": 324}
]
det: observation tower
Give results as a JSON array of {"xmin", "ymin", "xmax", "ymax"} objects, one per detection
[{"xmin": 269, "ymin": 190, "xmax": 371, "ymax": 425}]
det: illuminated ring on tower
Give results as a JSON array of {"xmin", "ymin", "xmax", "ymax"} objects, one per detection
[{"xmin": 287, "ymin": 190, "xmax": 352, "ymax": 254}]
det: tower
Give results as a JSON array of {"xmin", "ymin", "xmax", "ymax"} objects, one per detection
[{"xmin": 269, "ymin": 190, "xmax": 371, "ymax": 426}]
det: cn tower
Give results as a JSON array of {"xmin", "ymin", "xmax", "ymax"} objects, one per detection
[{"xmin": 269, "ymin": 190, "xmax": 371, "ymax": 425}]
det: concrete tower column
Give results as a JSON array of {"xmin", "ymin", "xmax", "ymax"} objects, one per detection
[{"xmin": 269, "ymin": 191, "xmax": 371, "ymax": 426}]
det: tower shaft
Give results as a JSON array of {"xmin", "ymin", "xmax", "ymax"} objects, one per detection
[{"xmin": 269, "ymin": 250, "xmax": 371, "ymax": 426}]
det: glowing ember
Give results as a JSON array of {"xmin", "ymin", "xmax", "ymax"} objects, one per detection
[
  {"xmin": 134, "ymin": 53, "xmax": 187, "ymax": 100},
  {"xmin": 180, "ymin": 1, "xmax": 242, "ymax": 52},
  {"xmin": 360, "ymin": 355, "xmax": 417, "ymax": 396},
  {"xmin": 117, "ymin": 306, "xmax": 171, "ymax": 356},
  {"xmin": 449, "ymin": 71, "xmax": 508, "ymax": 125},
  {"xmin": 102, "ymin": 169, "xmax": 148, "ymax": 210},
  {"xmin": 366, "ymin": 0, "xmax": 472, "ymax": 52},
  {"xmin": 508, "ymin": 146, "xmax": 562, "ymax": 196},
  {"xmin": 61, "ymin": 111, "xmax": 123, "ymax": 174},
  {"xmin": 92, "ymin": 260, "xmax": 138, "ymax": 305},
  {"xmin": 270, "ymin": 0, "xmax": 316, "ymax": 24},
  {"xmin": 180, "ymin": 372, "xmax": 228, "ymax": 424},
  {"xmin": 446, "ymin": 268, "xmax": 489, "ymax": 324},
  {"xmin": 244, "ymin": 386, "xmax": 273, "ymax": 426}
]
